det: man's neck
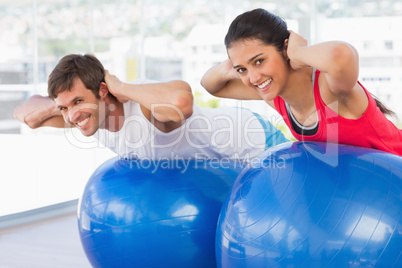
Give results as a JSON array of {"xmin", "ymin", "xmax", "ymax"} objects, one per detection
[{"xmin": 104, "ymin": 100, "xmax": 125, "ymax": 132}]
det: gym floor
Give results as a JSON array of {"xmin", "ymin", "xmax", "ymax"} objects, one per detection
[{"xmin": 0, "ymin": 212, "xmax": 90, "ymax": 267}]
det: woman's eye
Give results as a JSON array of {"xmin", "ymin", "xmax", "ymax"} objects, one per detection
[
  {"xmin": 75, "ymin": 100, "xmax": 82, "ymax": 105},
  {"xmin": 237, "ymin": 68, "xmax": 246, "ymax": 74},
  {"xmin": 256, "ymin": 59, "xmax": 263, "ymax": 65}
]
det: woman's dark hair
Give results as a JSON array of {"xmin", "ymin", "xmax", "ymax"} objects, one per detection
[
  {"xmin": 371, "ymin": 94, "xmax": 396, "ymax": 117},
  {"xmin": 48, "ymin": 54, "xmax": 105, "ymax": 99},
  {"xmin": 225, "ymin": 8, "xmax": 289, "ymax": 52}
]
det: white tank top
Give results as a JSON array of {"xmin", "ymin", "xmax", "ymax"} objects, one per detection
[{"xmin": 95, "ymin": 101, "xmax": 267, "ymax": 161}]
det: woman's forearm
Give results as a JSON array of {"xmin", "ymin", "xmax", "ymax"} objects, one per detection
[
  {"xmin": 287, "ymin": 32, "xmax": 359, "ymax": 93},
  {"xmin": 201, "ymin": 60, "xmax": 261, "ymax": 100}
]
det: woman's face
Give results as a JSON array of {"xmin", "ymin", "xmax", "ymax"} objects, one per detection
[{"xmin": 227, "ymin": 38, "xmax": 289, "ymax": 102}]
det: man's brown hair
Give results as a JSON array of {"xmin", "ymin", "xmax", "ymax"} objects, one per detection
[{"xmin": 48, "ymin": 54, "xmax": 105, "ymax": 99}]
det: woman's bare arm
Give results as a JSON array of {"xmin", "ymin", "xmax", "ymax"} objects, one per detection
[{"xmin": 201, "ymin": 59, "xmax": 262, "ymax": 100}]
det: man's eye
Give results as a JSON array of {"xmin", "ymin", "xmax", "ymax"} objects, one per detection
[{"xmin": 59, "ymin": 107, "xmax": 66, "ymax": 112}]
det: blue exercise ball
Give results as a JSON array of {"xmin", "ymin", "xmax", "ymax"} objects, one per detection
[
  {"xmin": 78, "ymin": 158, "xmax": 243, "ymax": 268},
  {"xmin": 216, "ymin": 142, "xmax": 402, "ymax": 267}
]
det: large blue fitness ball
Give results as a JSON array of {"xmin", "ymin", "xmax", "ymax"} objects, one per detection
[
  {"xmin": 216, "ymin": 142, "xmax": 402, "ymax": 267},
  {"xmin": 78, "ymin": 158, "xmax": 243, "ymax": 268}
]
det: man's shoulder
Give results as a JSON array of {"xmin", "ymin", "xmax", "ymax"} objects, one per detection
[{"xmin": 122, "ymin": 100, "xmax": 141, "ymax": 115}]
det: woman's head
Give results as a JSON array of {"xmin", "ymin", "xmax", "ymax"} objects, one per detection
[
  {"xmin": 48, "ymin": 54, "xmax": 105, "ymax": 100},
  {"xmin": 225, "ymin": 8, "xmax": 289, "ymax": 52}
]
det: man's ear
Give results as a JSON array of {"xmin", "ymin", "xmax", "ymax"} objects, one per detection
[{"xmin": 99, "ymin": 82, "xmax": 109, "ymax": 100}]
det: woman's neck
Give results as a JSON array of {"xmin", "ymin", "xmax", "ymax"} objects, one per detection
[
  {"xmin": 281, "ymin": 68, "xmax": 318, "ymax": 127},
  {"xmin": 281, "ymin": 67, "xmax": 315, "ymax": 113}
]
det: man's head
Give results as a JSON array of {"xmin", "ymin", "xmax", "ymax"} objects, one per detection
[
  {"xmin": 48, "ymin": 54, "xmax": 104, "ymax": 100},
  {"xmin": 49, "ymin": 54, "xmax": 116, "ymax": 136}
]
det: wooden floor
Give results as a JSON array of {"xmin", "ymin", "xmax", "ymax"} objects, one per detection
[{"xmin": 0, "ymin": 212, "xmax": 91, "ymax": 268}]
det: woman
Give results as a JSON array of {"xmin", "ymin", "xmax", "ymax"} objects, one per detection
[{"xmin": 201, "ymin": 8, "xmax": 402, "ymax": 156}]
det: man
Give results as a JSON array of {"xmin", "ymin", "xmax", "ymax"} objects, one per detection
[{"xmin": 14, "ymin": 54, "xmax": 287, "ymax": 161}]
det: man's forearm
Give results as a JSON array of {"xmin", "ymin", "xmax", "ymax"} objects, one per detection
[{"xmin": 14, "ymin": 95, "xmax": 62, "ymax": 129}]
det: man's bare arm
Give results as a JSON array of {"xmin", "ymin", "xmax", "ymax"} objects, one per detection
[{"xmin": 14, "ymin": 94, "xmax": 68, "ymax": 129}]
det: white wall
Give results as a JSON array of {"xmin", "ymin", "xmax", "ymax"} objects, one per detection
[{"xmin": 0, "ymin": 130, "xmax": 115, "ymax": 216}]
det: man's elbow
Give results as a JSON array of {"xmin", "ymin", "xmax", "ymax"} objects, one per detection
[
  {"xmin": 13, "ymin": 108, "xmax": 29, "ymax": 127},
  {"xmin": 24, "ymin": 117, "xmax": 43, "ymax": 129},
  {"xmin": 21, "ymin": 117, "xmax": 41, "ymax": 129},
  {"xmin": 14, "ymin": 110, "xmax": 40, "ymax": 129},
  {"xmin": 173, "ymin": 90, "xmax": 194, "ymax": 121},
  {"xmin": 13, "ymin": 108, "xmax": 22, "ymax": 122}
]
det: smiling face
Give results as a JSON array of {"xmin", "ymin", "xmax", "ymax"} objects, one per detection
[
  {"xmin": 55, "ymin": 78, "xmax": 108, "ymax": 136},
  {"xmin": 227, "ymin": 38, "xmax": 290, "ymax": 102}
]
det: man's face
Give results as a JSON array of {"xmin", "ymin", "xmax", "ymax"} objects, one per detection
[{"xmin": 55, "ymin": 78, "xmax": 107, "ymax": 136}]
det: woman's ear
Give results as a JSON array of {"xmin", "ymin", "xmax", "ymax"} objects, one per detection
[
  {"xmin": 283, "ymin": 39, "xmax": 289, "ymax": 60},
  {"xmin": 99, "ymin": 82, "xmax": 109, "ymax": 100}
]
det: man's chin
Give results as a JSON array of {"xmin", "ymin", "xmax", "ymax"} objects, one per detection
[{"xmin": 77, "ymin": 127, "xmax": 97, "ymax": 137}]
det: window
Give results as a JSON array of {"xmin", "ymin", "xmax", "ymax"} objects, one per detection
[
  {"xmin": 1, "ymin": 0, "xmax": 402, "ymax": 217},
  {"xmin": 385, "ymin": 40, "xmax": 393, "ymax": 50}
]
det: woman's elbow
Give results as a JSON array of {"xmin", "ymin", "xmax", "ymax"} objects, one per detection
[
  {"xmin": 331, "ymin": 43, "xmax": 359, "ymax": 73},
  {"xmin": 200, "ymin": 80, "xmax": 220, "ymax": 97},
  {"xmin": 200, "ymin": 77, "xmax": 209, "ymax": 92},
  {"xmin": 330, "ymin": 43, "xmax": 359, "ymax": 88}
]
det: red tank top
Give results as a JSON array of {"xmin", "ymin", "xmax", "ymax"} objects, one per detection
[{"xmin": 274, "ymin": 70, "xmax": 402, "ymax": 156}]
